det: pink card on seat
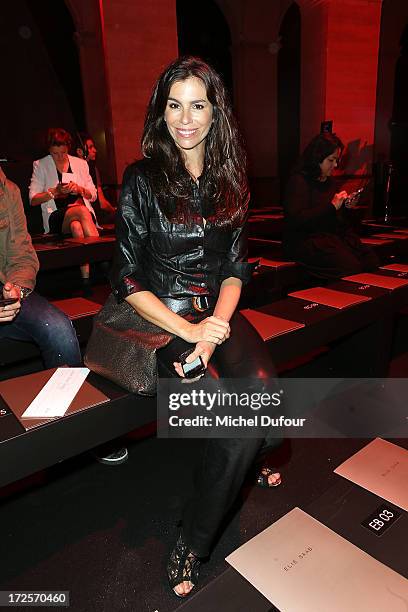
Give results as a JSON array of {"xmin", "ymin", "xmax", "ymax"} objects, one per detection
[
  {"xmin": 0, "ymin": 368, "xmax": 109, "ymax": 431},
  {"xmin": 360, "ymin": 238, "xmax": 394, "ymax": 245},
  {"xmin": 342, "ymin": 273, "xmax": 408, "ymax": 289},
  {"xmin": 226, "ymin": 507, "xmax": 408, "ymax": 612},
  {"xmin": 334, "ymin": 438, "xmax": 408, "ymax": 512},
  {"xmin": 380, "ymin": 263, "xmax": 408, "ymax": 273},
  {"xmin": 372, "ymin": 233, "xmax": 408, "ymax": 240},
  {"xmin": 248, "ymin": 257, "xmax": 296, "ymax": 268},
  {"xmin": 288, "ymin": 287, "xmax": 371, "ymax": 309},
  {"xmin": 240, "ymin": 309, "xmax": 304, "ymax": 340},
  {"xmin": 51, "ymin": 297, "xmax": 101, "ymax": 319}
]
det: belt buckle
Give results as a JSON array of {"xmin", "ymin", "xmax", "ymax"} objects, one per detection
[{"xmin": 192, "ymin": 296, "xmax": 209, "ymax": 312}]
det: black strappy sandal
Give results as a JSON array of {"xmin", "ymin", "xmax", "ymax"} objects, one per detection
[
  {"xmin": 167, "ymin": 534, "xmax": 201, "ymax": 598},
  {"xmin": 256, "ymin": 466, "xmax": 282, "ymax": 488}
]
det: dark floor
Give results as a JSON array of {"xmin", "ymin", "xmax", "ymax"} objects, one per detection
[
  {"xmin": 1, "ymin": 351, "xmax": 407, "ymax": 612},
  {"xmin": 0, "ymin": 433, "xmax": 391, "ymax": 612}
]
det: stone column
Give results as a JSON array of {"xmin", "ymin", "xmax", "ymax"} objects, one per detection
[
  {"xmin": 301, "ymin": 0, "xmax": 383, "ymax": 174},
  {"xmin": 99, "ymin": 0, "xmax": 178, "ymax": 180}
]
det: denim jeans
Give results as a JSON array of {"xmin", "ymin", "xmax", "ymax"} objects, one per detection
[{"xmin": 0, "ymin": 290, "xmax": 81, "ymax": 368}]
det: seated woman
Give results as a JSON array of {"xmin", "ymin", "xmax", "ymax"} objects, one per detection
[
  {"xmin": 283, "ymin": 132, "xmax": 379, "ymax": 279},
  {"xmin": 109, "ymin": 56, "xmax": 282, "ymax": 597},
  {"xmin": 29, "ymin": 128, "xmax": 98, "ymax": 294},
  {"xmin": 75, "ymin": 132, "xmax": 117, "ymax": 225}
]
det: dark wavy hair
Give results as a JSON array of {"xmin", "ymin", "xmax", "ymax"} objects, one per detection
[
  {"xmin": 47, "ymin": 127, "xmax": 72, "ymax": 150},
  {"xmin": 74, "ymin": 132, "xmax": 92, "ymax": 154},
  {"xmin": 298, "ymin": 132, "xmax": 344, "ymax": 180},
  {"xmin": 141, "ymin": 56, "xmax": 248, "ymax": 226}
]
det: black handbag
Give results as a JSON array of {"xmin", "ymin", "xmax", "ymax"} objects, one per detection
[{"xmin": 84, "ymin": 293, "xmax": 173, "ymax": 395}]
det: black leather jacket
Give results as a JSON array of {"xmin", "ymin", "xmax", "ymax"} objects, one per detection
[{"xmin": 110, "ymin": 160, "xmax": 255, "ymax": 302}]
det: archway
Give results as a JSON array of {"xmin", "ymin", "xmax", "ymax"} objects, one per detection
[
  {"xmin": 374, "ymin": 0, "xmax": 408, "ymax": 217},
  {"xmin": 176, "ymin": 0, "xmax": 233, "ymax": 99},
  {"xmin": 1, "ymin": 0, "xmax": 86, "ymax": 232},
  {"xmin": 27, "ymin": 0, "xmax": 86, "ymax": 137},
  {"xmin": 389, "ymin": 25, "xmax": 408, "ymax": 213}
]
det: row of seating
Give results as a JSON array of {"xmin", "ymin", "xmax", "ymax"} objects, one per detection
[
  {"xmin": 1, "ymin": 259, "xmax": 407, "ymax": 488},
  {"xmin": 2, "ymin": 214, "xmax": 408, "ymax": 377}
]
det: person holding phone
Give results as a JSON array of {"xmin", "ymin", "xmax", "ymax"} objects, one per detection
[
  {"xmin": 29, "ymin": 128, "xmax": 98, "ymax": 295},
  {"xmin": 283, "ymin": 132, "xmax": 379, "ymax": 279},
  {"xmin": 109, "ymin": 56, "xmax": 281, "ymax": 597},
  {"xmin": 0, "ymin": 166, "xmax": 81, "ymax": 368}
]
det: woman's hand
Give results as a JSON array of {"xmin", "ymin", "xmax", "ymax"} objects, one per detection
[
  {"xmin": 67, "ymin": 182, "xmax": 91, "ymax": 199},
  {"xmin": 67, "ymin": 182, "xmax": 82, "ymax": 195},
  {"xmin": 173, "ymin": 340, "xmax": 216, "ymax": 377},
  {"xmin": 0, "ymin": 283, "xmax": 21, "ymax": 322},
  {"xmin": 331, "ymin": 190, "xmax": 348, "ymax": 210},
  {"xmin": 183, "ymin": 315, "xmax": 230, "ymax": 345},
  {"xmin": 52, "ymin": 184, "xmax": 66, "ymax": 198}
]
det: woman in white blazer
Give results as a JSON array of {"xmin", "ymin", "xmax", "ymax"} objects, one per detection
[{"xmin": 29, "ymin": 128, "xmax": 99, "ymax": 293}]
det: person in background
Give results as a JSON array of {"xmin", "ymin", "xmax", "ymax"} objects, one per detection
[
  {"xmin": 29, "ymin": 128, "xmax": 99, "ymax": 296},
  {"xmin": 283, "ymin": 132, "xmax": 379, "ymax": 279},
  {"xmin": 1, "ymin": 164, "xmax": 127, "ymax": 465},
  {"xmin": 0, "ymin": 165, "xmax": 81, "ymax": 369},
  {"xmin": 75, "ymin": 133, "xmax": 116, "ymax": 225}
]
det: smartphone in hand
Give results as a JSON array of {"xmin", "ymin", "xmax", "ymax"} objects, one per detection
[
  {"xmin": 344, "ymin": 187, "xmax": 364, "ymax": 208},
  {"xmin": 179, "ymin": 349, "xmax": 205, "ymax": 379},
  {"xmin": 0, "ymin": 297, "xmax": 19, "ymax": 307}
]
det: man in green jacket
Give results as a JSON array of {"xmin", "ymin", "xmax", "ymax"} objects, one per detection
[{"xmin": 0, "ymin": 166, "xmax": 81, "ymax": 367}]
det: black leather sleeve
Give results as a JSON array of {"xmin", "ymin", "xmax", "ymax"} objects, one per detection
[
  {"xmin": 219, "ymin": 212, "xmax": 256, "ymax": 285},
  {"xmin": 110, "ymin": 163, "xmax": 151, "ymax": 301}
]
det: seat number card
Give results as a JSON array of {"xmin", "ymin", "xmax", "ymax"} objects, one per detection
[{"xmin": 361, "ymin": 504, "xmax": 402, "ymax": 537}]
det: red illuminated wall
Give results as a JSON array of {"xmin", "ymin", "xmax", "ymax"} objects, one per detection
[
  {"xmin": 99, "ymin": 0, "xmax": 178, "ymax": 180},
  {"xmin": 65, "ymin": 0, "xmax": 177, "ymax": 187},
  {"xmin": 300, "ymin": 0, "xmax": 382, "ymax": 175},
  {"xmin": 67, "ymin": 0, "xmax": 386, "ymax": 202},
  {"xmin": 65, "ymin": 0, "xmax": 116, "ymax": 185},
  {"xmin": 325, "ymin": 0, "xmax": 382, "ymax": 174},
  {"xmin": 300, "ymin": 0, "xmax": 329, "ymax": 149},
  {"xmin": 219, "ymin": 0, "xmax": 383, "ymax": 204}
]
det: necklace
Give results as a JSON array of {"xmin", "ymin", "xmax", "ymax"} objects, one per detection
[
  {"xmin": 187, "ymin": 170, "xmax": 200, "ymax": 184},
  {"xmin": 186, "ymin": 163, "xmax": 202, "ymax": 182}
]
